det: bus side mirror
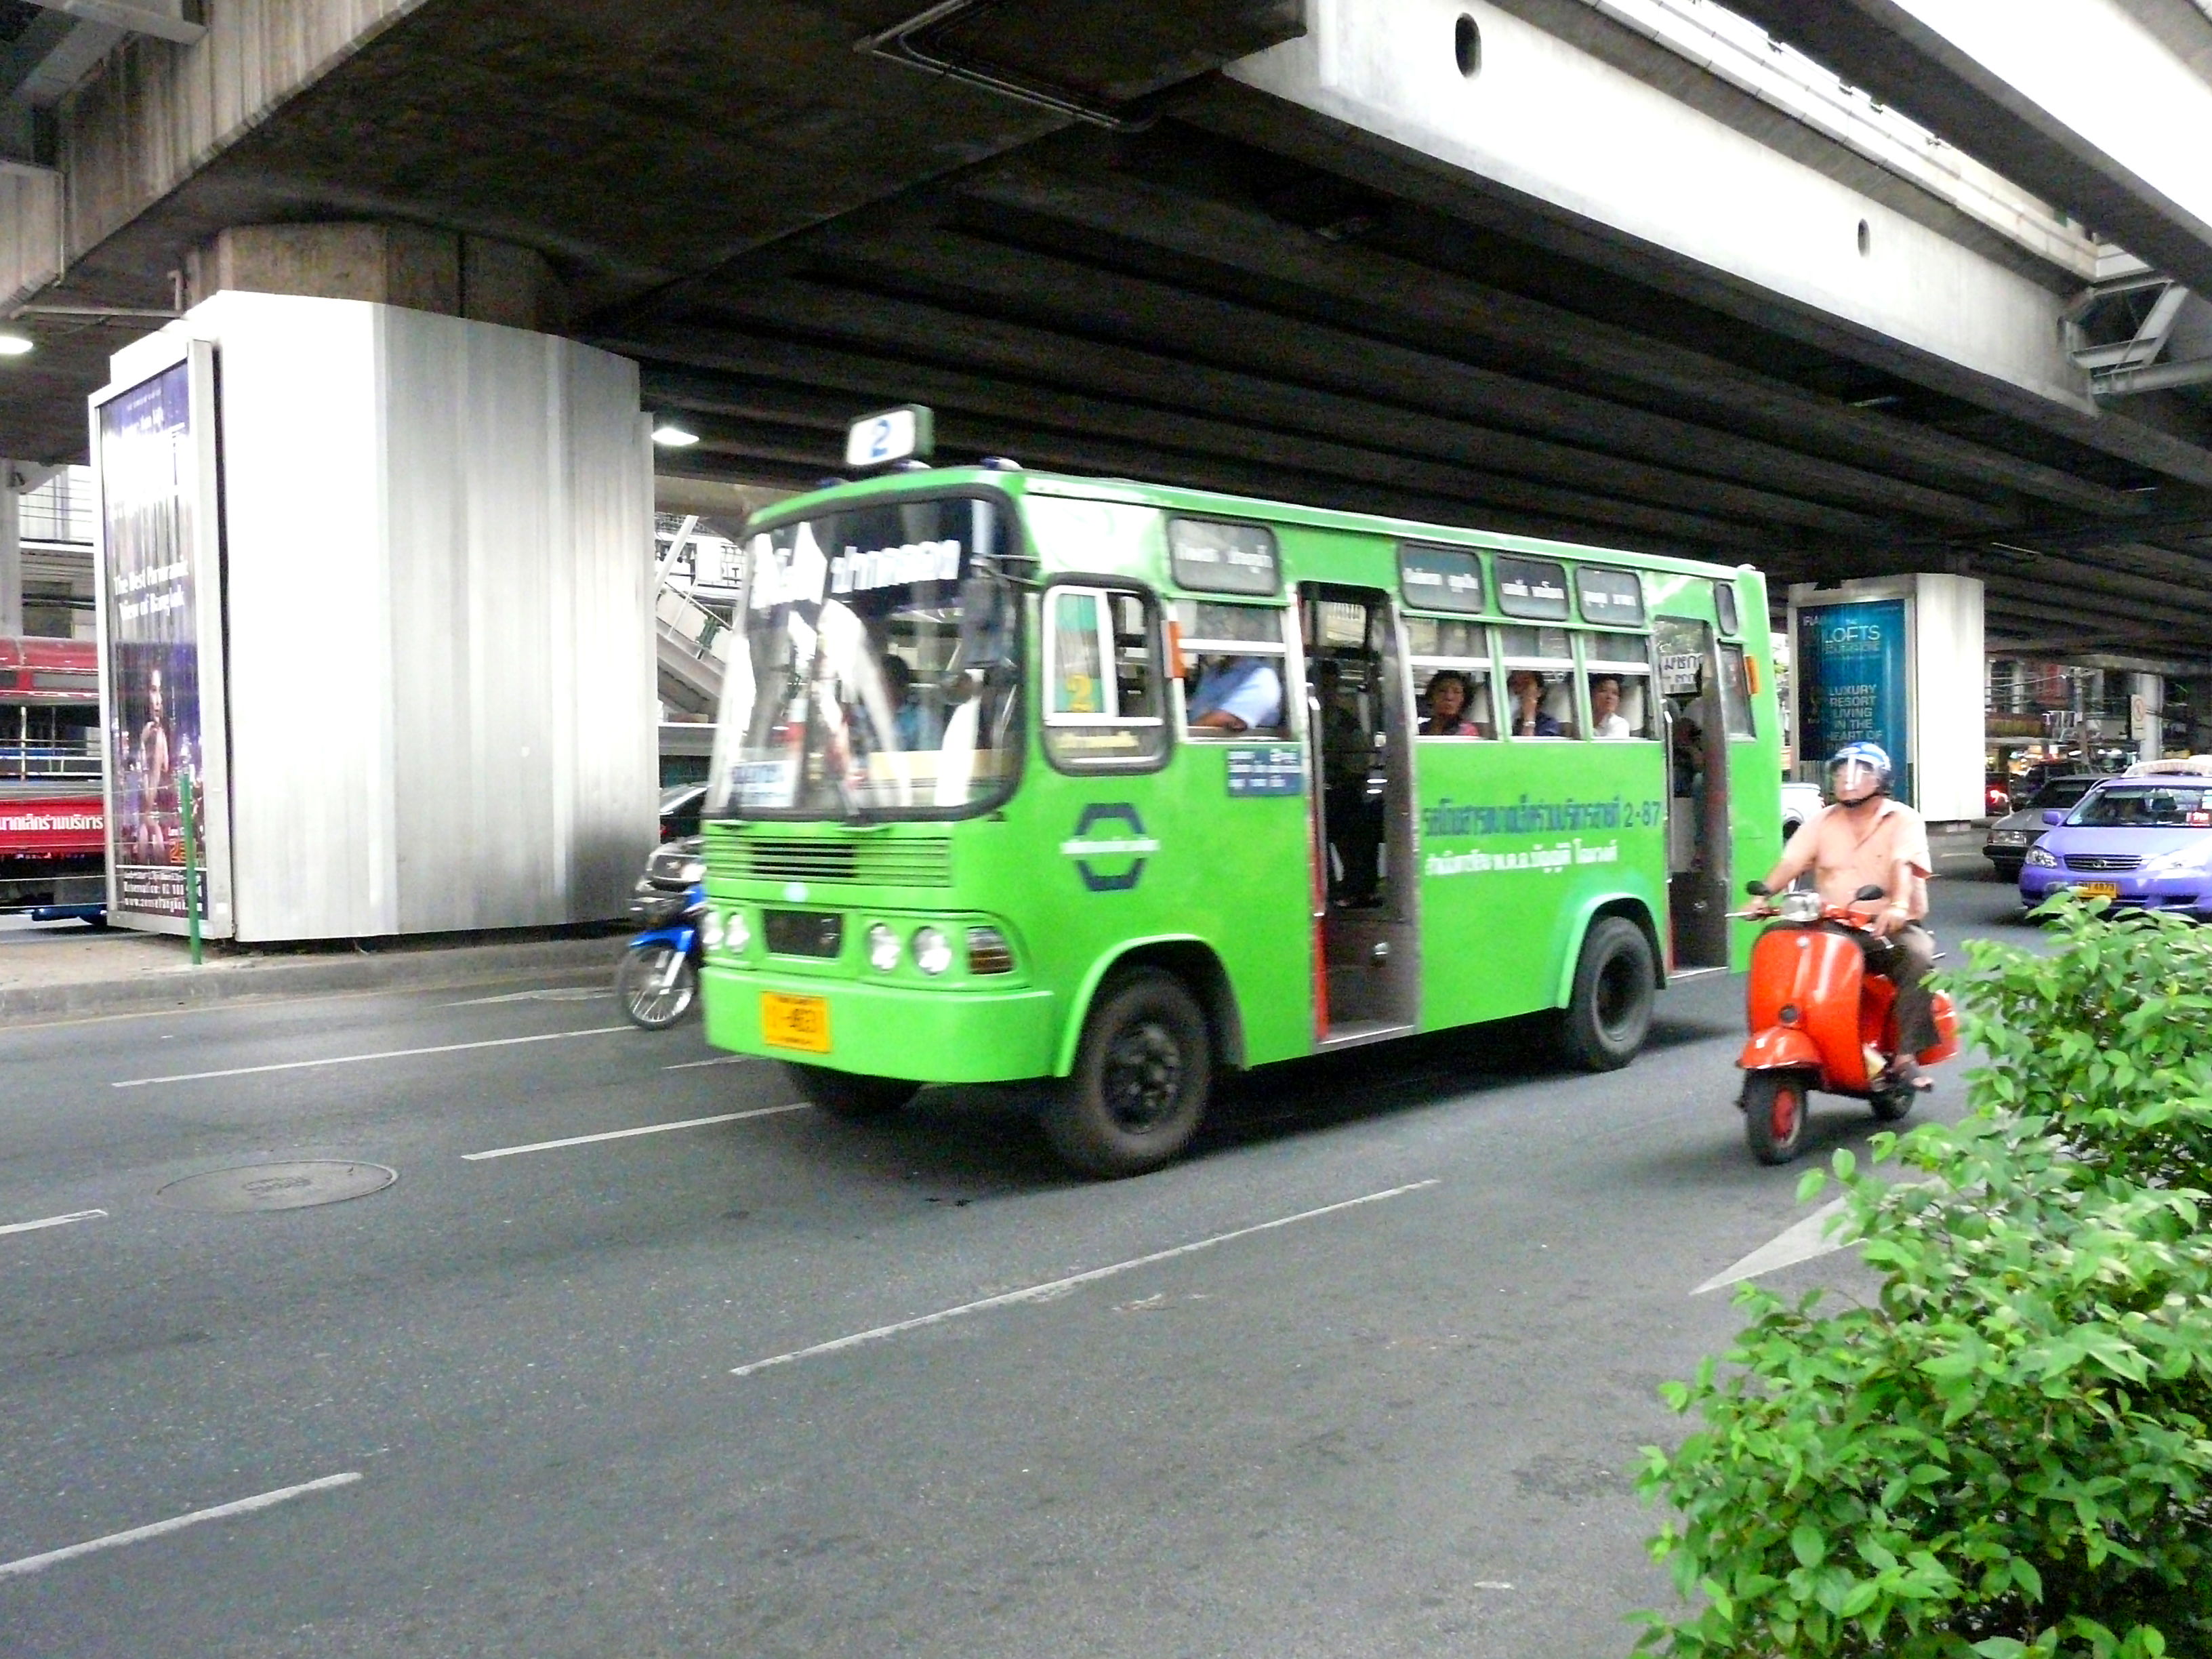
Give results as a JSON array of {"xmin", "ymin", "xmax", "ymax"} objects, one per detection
[
  {"xmin": 1745, "ymin": 880, "xmax": 1769, "ymax": 897},
  {"xmin": 1854, "ymin": 883, "xmax": 1885, "ymax": 903}
]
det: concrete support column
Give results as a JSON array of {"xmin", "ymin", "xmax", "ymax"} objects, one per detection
[
  {"xmin": 0, "ymin": 464, "xmax": 21, "ymax": 637},
  {"xmin": 186, "ymin": 223, "xmax": 569, "ymax": 332},
  {"xmin": 2133, "ymin": 672, "xmax": 2164, "ymax": 763}
]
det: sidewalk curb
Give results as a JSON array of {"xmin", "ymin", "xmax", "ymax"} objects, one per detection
[{"xmin": 1, "ymin": 935, "xmax": 626, "ymax": 1027}]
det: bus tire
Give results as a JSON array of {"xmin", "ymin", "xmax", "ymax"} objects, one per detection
[
  {"xmin": 1559, "ymin": 916, "xmax": 1654, "ymax": 1071},
  {"xmin": 1045, "ymin": 968, "xmax": 1212, "ymax": 1179},
  {"xmin": 782, "ymin": 1063, "xmax": 920, "ymax": 1122}
]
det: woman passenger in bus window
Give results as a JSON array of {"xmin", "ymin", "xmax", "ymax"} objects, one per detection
[
  {"xmin": 1589, "ymin": 674, "xmax": 1632, "ymax": 740},
  {"xmin": 1420, "ymin": 670, "xmax": 1482, "ymax": 737}
]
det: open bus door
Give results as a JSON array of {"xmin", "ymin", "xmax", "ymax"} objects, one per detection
[
  {"xmin": 1656, "ymin": 617, "xmax": 1731, "ymax": 972},
  {"xmin": 1299, "ymin": 584, "xmax": 1420, "ymax": 1043}
]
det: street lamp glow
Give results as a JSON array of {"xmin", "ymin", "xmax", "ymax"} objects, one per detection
[
  {"xmin": 651, "ymin": 421, "xmax": 699, "ymax": 447},
  {"xmin": 0, "ymin": 333, "xmax": 33, "ymax": 357}
]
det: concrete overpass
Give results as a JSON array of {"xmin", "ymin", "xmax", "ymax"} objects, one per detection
[{"xmin": 3, "ymin": 0, "xmax": 2212, "ymax": 655}]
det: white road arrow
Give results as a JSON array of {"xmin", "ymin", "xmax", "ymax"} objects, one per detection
[{"xmin": 1693, "ymin": 1196, "xmax": 1855, "ymax": 1295}]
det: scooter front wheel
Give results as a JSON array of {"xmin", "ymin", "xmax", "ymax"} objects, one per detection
[
  {"xmin": 1742, "ymin": 1069, "xmax": 1814, "ymax": 1165},
  {"xmin": 617, "ymin": 943, "xmax": 698, "ymax": 1029}
]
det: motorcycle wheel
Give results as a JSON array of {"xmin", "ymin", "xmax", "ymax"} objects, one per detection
[
  {"xmin": 617, "ymin": 943, "xmax": 697, "ymax": 1029},
  {"xmin": 1869, "ymin": 1082, "xmax": 1918, "ymax": 1123},
  {"xmin": 1742, "ymin": 1069, "xmax": 1814, "ymax": 1165}
]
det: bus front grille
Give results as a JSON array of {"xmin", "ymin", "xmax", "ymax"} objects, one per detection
[{"xmin": 718, "ymin": 836, "xmax": 954, "ymax": 888}]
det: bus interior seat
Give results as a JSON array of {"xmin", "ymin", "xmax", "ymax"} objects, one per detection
[
  {"xmin": 1541, "ymin": 678, "xmax": 1578, "ymax": 735},
  {"xmin": 1617, "ymin": 678, "xmax": 1647, "ymax": 733}
]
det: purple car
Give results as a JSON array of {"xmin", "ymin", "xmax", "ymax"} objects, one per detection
[{"xmin": 2019, "ymin": 773, "xmax": 2212, "ymax": 917}]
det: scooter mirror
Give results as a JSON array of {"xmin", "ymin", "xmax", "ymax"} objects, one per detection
[
  {"xmin": 1744, "ymin": 880, "xmax": 1769, "ymax": 897},
  {"xmin": 1854, "ymin": 883, "xmax": 1886, "ymax": 903}
]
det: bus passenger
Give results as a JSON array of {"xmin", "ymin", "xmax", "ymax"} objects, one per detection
[
  {"xmin": 1316, "ymin": 659, "xmax": 1382, "ymax": 905},
  {"xmin": 1507, "ymin": 670, "xmax": 1561, "ymax": 737},
  {"xmin": 1420, "ymin": 670, "xmax": 1481, "ymax": 737},
  {"xmin": 1590, "ymin": 674, "xmax": 1631, "ymax": 740},
  {"xmin": 1188, "ymin": 655, "xmax": 1282, "ymax": 733}
]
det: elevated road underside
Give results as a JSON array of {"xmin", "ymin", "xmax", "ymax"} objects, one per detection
[{"xmin": 4, "ymin": 0, "xmax": 2212, "ymax": 651}]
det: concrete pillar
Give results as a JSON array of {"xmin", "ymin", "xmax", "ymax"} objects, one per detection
[
  {"xmin": 2133, "ymin": 672, "xmax": 2163, "ymax": 762},
  {"xmin": 0, "ymin": 464, "xmax": 20, "ymax": 637},
  {"xmin": 187, "ymin": 223, "xmax": 569, "ymax": 333}
]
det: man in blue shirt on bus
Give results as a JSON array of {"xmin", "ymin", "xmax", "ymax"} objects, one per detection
[{"xmin": 1188, "ymin": 655, "xmax": 1283, "ymax": 733}]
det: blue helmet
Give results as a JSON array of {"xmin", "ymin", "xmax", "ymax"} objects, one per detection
[{"xmin": 1828, "ymin": 741, "xmax": 1892, "ymax": 803}]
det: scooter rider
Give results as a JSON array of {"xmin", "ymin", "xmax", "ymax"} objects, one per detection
[{"xmin": 1757, "ymin": 743, "xmax": 1939, "ymax": 1090}]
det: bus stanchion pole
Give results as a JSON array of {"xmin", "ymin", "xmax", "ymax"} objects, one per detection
[{"xmin": 180, "ymin": 768, "xmax": 202, "ymax": 966}]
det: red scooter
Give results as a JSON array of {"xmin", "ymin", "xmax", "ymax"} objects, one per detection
[{"xmin": 1734, "ymin": 880, "xmax": 1959, "ymax": 1164}]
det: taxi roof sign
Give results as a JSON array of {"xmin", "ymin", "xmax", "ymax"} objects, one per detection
[{"xmin": 844, "ymin": 404, "xmax": 935, "ymax": 470}]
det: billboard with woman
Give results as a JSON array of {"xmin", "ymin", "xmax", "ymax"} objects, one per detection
[{"xmin": 91, "ymin": 341, "xmax": 232, "ymax": 933}]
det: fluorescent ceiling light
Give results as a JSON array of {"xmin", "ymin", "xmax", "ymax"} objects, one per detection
[
  {"xmin": 651, "ymin": 421, "xmax": 699, "ymax": 447},
  {"xmin": 0, "ymin": 333, "xmax": 33, "ymax": 356}
]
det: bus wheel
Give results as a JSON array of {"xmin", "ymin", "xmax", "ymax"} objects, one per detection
[
  {"xmin": 782, "ymin": 1063, "xmax": 920, "ymax": 1122},
  {"xmin": 1559, "ymin": 916, "xmax": 1654, "ymax": 1071},
  {"xmin": 1743, "ymin": 1069, "xmax": 1812, "ymax": 1165},
  {"xmin": 1046, "ymin": 968, "xmax": 1212, "ymax": 1179}
]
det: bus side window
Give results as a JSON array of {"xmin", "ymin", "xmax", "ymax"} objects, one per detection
[
  {"xmin": 1172, "ymin": 600, "xmax": 1290, "ymax": 739},
  {"xmin": 1406, "ymin": 618, "xmax": 1493, "ymax": 739},
  {"xmin": 1500, "ymin": 628, "xmax": 1577, "ymax": 739},
  {"xmin": 1042, "ymin": 585, "xmax": 1168, "ymax": 772},
  {"xmin": 1585, "ymin": 639, "xmax": 1656, "ymax": 741},
  {"xmin": 1718, "ymin": 644, "xmax": 1757, "ymax": 739}
]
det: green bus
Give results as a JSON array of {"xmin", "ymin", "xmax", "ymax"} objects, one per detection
[{"xmin": 697, "ymin": 449, "xmax": 1782, "ymax": 1176}]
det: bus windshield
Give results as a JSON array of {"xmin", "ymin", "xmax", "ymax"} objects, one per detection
[{"xmin": 708, "ymin": 495, "xmax": 1021, "ymax": 821}]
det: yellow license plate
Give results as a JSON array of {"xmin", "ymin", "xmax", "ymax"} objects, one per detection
[
  {"xmin": 761, "ymin": 991, "xmax": 831, "ymax": 1053},
  {"xmin": 2074, "ymin": 882, "xmax": 2120, "ymax": 901}
]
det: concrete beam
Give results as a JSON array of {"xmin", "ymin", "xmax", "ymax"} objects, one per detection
[
  {"xmin": 962, "ymin": 156, "xmax": 2152, "ymax": 518},
  {"xmin": 1207, "ymin": 3, "xmax": 2212, "ymax": 489},
  {"xmin": 1723, "ymin": 0, "xmax": 2212, "ymax": 295},
  {"xmin": 800, "ymin": 213, "xmax": 2011, "ymax": 533},
  {"xmin": 638, "ymin": 345, "xmax": 1788, "ymax": 552}
]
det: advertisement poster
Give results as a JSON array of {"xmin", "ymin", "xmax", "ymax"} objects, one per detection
[
  {"xmin": 1797, "ymin": 598, "xmax": 1910, "ymax": 801},
  {"xmin": 96, "ymin": 359, "xmax": 213, "ymax": 923}
]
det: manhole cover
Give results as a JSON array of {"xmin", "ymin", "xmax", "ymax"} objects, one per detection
[{"xmin": 155, "ymin": 1161, "xmax": 397, "ymax": 1214}]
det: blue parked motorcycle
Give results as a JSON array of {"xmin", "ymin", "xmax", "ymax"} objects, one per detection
[{"xmin": 616, "ymin": 884, "xmax": 705, "ymax": 1029}]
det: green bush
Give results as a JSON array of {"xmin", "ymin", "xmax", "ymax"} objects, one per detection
[{"xmin": 1633, "ymin": 899, "xmax": 2212, "ymax": 1659}]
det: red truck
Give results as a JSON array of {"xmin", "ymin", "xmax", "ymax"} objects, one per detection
[{"xmin": 1, "ymin": 636, "xmax": 105, "ymax": 916}]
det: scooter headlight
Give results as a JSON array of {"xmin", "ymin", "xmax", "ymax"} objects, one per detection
[
  {"xmin": 699, "ymin": 908, "xmax": 725, "ymax": 949},
  {"xmin": 1777, "ymin": 890, "xmax": 1823, "ymax": 923}
]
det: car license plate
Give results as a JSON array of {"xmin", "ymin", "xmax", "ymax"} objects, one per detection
[
  {"xmin": 2074, "ymin": 882, "xmax": 2120, "ymax": 901},
  {"xmin": 761, "ymin": 991, "xmax": 831, "ymax": 1053}
]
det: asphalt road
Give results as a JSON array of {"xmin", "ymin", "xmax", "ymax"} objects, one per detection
[{"xmin": 0, "ymin": 873, "xmax": 2037, "ymax": 1658}]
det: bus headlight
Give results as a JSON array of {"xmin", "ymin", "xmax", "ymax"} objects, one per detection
[
  {"xmin": 724, "ymin": 909, "xmax": 751, "ymax": 953},
  {"xmin": 699, "ymin": 908, "xmax": 724, "ymax": 949},
  {"xmin": 867, "ymin": 923, "xmax": 901, "ymax": 972},
  {"xmin": 913, "ymin": 926, "xmax": 953, "ymax": 977}
]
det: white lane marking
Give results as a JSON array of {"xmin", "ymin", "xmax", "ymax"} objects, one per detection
[
  {"xmin": 111, "ymin": 1026, "xmax": 631, "ymax": 1089},
  {"xmin": 442, "ymin": 987, "xmax": 607, "ymax": 1006},
  {"xmin": 0, "ymin": 1208, "xmax": 106, "ymax": 1237},
  {"xmin": 661, "ymin": 1054, "xmax": 754, "ymax": 1071},
  {"xmin": 0, "ymin": 1472, "xmax": 361, "ymax": 1580},
  {"xmin": 1693, "ymin": 1196, "xmax": 1854, "ymax": 1295},
  {"xmin": 462, "ymin": 1103, "xmax": 808, "ymax": 1160},
  {"xmin": 731, "ymin": 1179, "xmax": 1441, "ymax": 1379}
]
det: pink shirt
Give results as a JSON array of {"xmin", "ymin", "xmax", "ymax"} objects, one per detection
[{"xmin": 1773, "ymin": 798, "xmax": 1931, "ymax": 920}]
